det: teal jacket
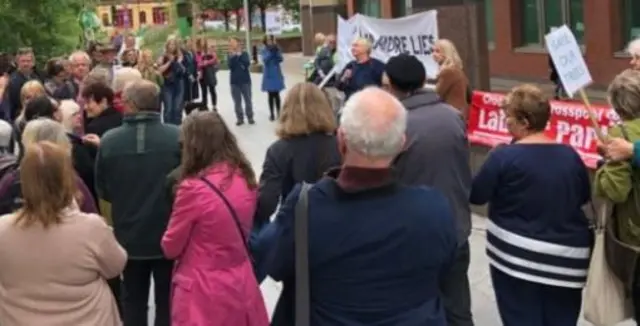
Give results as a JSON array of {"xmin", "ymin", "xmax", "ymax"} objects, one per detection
[{"xmin": 96, "ymin": 112, "xmax": 181, "ymax": 259}]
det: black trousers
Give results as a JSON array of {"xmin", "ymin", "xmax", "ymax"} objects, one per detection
[
  {"xmin": 122, "ymin": 259, "xmax": 173, "ymax": 326},
  {"xmin": 108, "ymin": 277, "xmax": 123, "ymax": 319},
  {"xmin": 439, "ymin": 241, "xmax": 474, "ymax": 326},
  {"xmin": 199, "ymin": 78, "xmax": 217, "ymax": 107},
  {"xmin": 267, "ymin": 91, "xmax": 281, "ymax": 117}
]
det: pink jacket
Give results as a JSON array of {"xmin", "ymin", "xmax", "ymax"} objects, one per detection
[{"xmin": 162, "ymin": 164, "xmax": 268, "ymax": 326}]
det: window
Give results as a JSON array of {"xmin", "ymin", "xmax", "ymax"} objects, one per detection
[
  {"xmin": 115, "ymin": 9, "xmax": 133, "ymax": 28},
  {"xmin": 152, "ymin": 7, "xmax": 168, "ymax": 25},
  {"xmin": 392, "ymin": 0, "xmax": 406, "ymax": 18},
  {"xmin": 622, "ymin": 0, "xmax": 640, "ymax": 46},
  {"xmin": 520, "ymin": 0, "xmax": 584, "ymax": 46},
  {"xmin": 101, "ymin": 13, "xmax": 110, "ymax": 26},
  {"xmin": 485, "ymin": 0, "xmax": 494, "ymax": 43},
  {"xmin": 355, "ymin": 0, "xmax": 380, "ymax": 18},
  {"xmin": 139, "ymin": 11, "xmax": 147, "ymax": 25}
]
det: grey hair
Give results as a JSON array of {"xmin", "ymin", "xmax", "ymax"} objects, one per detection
[
  {"xmin": 85, "ymin": 67, "xmax": 111, "ymax": 86},
  {"xmin": 339, "ymin": 87, "xmax": 407, "ymax": 158},
  {"xmin": 112, "ymin": 67, "xmax": 143, "ymax": 93},
  {"xmin": 22, "ymin": 118, "xmax": 71, "ymax": 150},
  {"xmin": 608, "ymin": 69, "xmax": 640, "ymax": 121},
  {"xmin": 353, "ymin": 37, "xmax": 372, "ymax": 54},
  {"xmin": 68, "ymin": 51, "xmax": 91, "ymax": 65},
  {"xmin": 628, "ymin": 38, "xmax": 640, "ymax": 57},
  {"xmin": 122, "ymin": 79, "xmax": 160, "ymax": 112},
  {"xmin": 58, "ymin": 100, "xmax": 80, "ymax": 132}
]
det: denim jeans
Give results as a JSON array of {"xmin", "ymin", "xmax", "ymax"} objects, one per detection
[
  {"xmin": 230, "ymin": 83, "xmax": 253, "ymax": 122},
  {"xmin": 162, "ymin": 82, "xmax": 185, "ymax": 125}
]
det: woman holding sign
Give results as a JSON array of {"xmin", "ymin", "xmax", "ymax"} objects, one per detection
[{"xmin": 470, "ymin": 84, "xmax": 592, "ymax": 326}]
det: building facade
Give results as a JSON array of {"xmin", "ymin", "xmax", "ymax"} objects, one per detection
[
  {"xmin": 96, "ymin": 0, "xmax": 171, "ymax": 31},
  {"xmin": 345, "ymin": 0, "xmax": 639, "ymax": 87}
]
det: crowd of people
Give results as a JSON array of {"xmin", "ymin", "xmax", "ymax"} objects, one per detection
[{"xmin": 1, "ymin": 28, "xmax": 640, "ymax": 326}]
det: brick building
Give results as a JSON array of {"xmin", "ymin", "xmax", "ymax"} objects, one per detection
[{"xmin": 337, "ymin": 0, "xmax": 639, "ymax": 88}]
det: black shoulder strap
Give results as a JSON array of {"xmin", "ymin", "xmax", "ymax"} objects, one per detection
[
  {"xmin": 295, "ymin": 182, "xmax": 312, "ymax": 326},
  {"xmin": 199, "ymin": 177, "xmax": 252, "ymax": 258}
]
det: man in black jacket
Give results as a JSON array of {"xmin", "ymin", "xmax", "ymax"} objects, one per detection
[
  {"xmin": 3, "ymin": 48, "xmax": 42, "ymax": 123},
  {"xmin": 95, "ymin": 80, "xmax": 180, "ymax": 326}
]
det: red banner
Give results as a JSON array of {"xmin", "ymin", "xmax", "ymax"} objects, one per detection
[{"xmin": 467, "ymin": 91, "xmax": 620, "ymax": 169}]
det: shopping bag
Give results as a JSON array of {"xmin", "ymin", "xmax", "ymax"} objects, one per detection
[{"xmin": 583, "ymin": 202, "xmax": 633, "ymax": 325}]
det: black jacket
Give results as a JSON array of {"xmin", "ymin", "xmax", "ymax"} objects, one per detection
[
  {"xmin": 68, "ymin": 133, "xmax": 97, "ymax": 205},
  {"xmin": 95, "ymin": 112, "xmax": 181, "ymax": 259},
  {"xmin": 85, "ymin": 106, "xmax": 123, "ymax": 137},
  {"xmin": 254, "ymin": 133, "xmax": 340, "ymax": 227},
  {"xmin": 4, "ymin": 70, "xmax": 43, "ymax": 122}
]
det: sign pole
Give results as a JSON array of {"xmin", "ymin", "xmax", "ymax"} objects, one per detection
[{"xmin": 578, "ymin": 88, "xmax": 606, "ymax": 142}]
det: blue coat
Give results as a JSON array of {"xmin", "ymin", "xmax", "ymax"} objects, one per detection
[{"xmin": 260, "ymin": 46, "xmax": 285, "ymax": 92}]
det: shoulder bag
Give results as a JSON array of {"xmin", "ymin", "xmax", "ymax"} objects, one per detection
[{"xmin": 295, "ymin": 182, "xmax": 312, "ymax": 326}]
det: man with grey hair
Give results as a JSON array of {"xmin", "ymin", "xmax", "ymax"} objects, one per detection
[
  {"xmin": 336, "ymin": 38, "xmax": 385, "ymax": 100},
  {"xmin": 95, "ymin": 79, "xmax": 180, "ymax": 326},
  {"xmin": 261, "ymin": 87, "xmax": 458, "ymax": 326}
]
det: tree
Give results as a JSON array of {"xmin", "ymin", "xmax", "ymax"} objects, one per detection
[
  {"xmin": 195, "ymin": 0, "xmax": 242, "ymax": 31},
  {"xmin": 0, "ymin": 0, "xmax": 85, "ymax": 63},
  {"xmin": 250, "ymin": 0, "xmax": 277, "ymax": 32}
]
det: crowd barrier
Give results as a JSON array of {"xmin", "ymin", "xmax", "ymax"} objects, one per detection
[{"xmin": 467, "ymin": 91, "xmax": 619, "ymax": 169}]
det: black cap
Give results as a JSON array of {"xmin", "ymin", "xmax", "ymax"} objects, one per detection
[{"xmin": 384, "ymin": 53, "xmax": 426, "ymax": 93}]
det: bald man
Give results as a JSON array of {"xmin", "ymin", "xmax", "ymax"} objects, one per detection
[{"xmin": 260, "ymin": 87, "xmax": 458, "ymax": 326}]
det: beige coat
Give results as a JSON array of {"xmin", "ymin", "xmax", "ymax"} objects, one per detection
[{"xmin": 0, "ymin": 206, "xmax": 127, "ymax": 326}]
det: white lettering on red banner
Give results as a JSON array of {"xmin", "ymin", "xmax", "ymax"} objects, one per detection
[{"xmin": 467, "ymin": 91, "xmax": 619, "ymax": 169}]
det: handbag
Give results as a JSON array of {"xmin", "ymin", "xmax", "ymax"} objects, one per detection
[
  {"xmin": 603, "ymin": 124, "xmax": 640, "ymax": 290},
  {"xmin": 295, "ymin": 182, "xmax": 312, "ymax": 326},
  {"xmin": 583, "ymin": 201, "xmax": 633, "ymax": 325},
  {"xmin": 199, "ymin": 177, "xmax": 253, "ymax": 263}
]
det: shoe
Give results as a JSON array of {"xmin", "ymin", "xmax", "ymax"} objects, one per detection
[
  {"xmin": 248, "ymin": 119, "xmax": 255, "ymax": 125},
  {"xmin": 236, "ymin": 120, "xmax": 244, "ymax": 126},
  {"xmin": 269, "ymin": 114, "xmax": 274, "ymax": 121}
]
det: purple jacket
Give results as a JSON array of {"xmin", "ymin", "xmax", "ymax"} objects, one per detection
[{"xmin": 0, "ymin": 170, "xmax": 98, "ymax": 214}]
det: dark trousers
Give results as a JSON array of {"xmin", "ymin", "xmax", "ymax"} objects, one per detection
[
  {"xmin": 439, "ymin": 241, "xmax": 474, "ymax": 326},
  {"xmin": 108, "ymin": 277, "xmax": 123, "ymax": 319},
  {"xmin": 267, "ymin": 91, "xmax": 281, "ymax": 117},
  {"xmin": 199, "ymin": 79, "xmax": 217, "ymax": 108},
  {"xmin": 122, "ymin": 259, "xmax": 173, "ymax": 326},
  {"xmin": 491, "ymin": 266, "xmax": 582, "ymax": 326}
]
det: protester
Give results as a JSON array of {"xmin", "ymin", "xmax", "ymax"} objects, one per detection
[
  {"xmin": 161, "ymin": 111, "xmax": 269, "ymax": 326},
  {"xmin": 262, "ymin": 86, "xmax": 458, "ymax": 326},
  {"xmin": 44, "ymin": 58, "xmax": 75, "ymax": 100},
  {"xmin": 311, "ymin": 34, "xmax": 337, "ymax": 85},
  {"xmin": 58, "ymin": 99, "xmax": 81, "ymax": 133},
  {"xmin": 68, "ymin": 51, "xmax": 91, "ymax": 96},
  {"xmin": 336, "ymin": 38, "xmax": 385, "ymax": 100},
  {"xmin": 95, "ymin": 79, "xmax": 180, "ymax": 326},
  {"xmin": 433, "ymin": 39, "xmax": 470, "ymax": 117},
  {"xmin": 0, "ymin": 141, "xmax": 126, "ymax": 326},
  {"xmin": 91, "ymin": 43, "xmax": 118, "ymax": 84},
  {"xmin": 14, "ymin": 80, "xmax": 47, "ymax": 135},
  {"xmin": 81, "ymin": 81, "xmax": 122, "ymax": 137},
  {"xmin": 228, "ymin": 37, "xmax": 254, "ymax": 125},
  {"xmin": 118, "ymin": 33, "xmax": 139, "ymax": 64},
  {"xmin": 158, "ymin": 37, "xmax": 186, "ymax": 125},
  {"xmin": 136, "ymin": 49, "xmax": 163, "ymax": 86},
  {"xmin": 3, "ymin": 47, "xmax": 41, "ymax": 123},
  {"xmin": 260, "ymin": 36, "xmax": 285, "ymax": 121},
  {"xmin": 470, "ymin": 84, "xmax": 592, "ymax": 326},
  {"xmin": 182, "ymin": 37, "xmax": 199, "ymax": 103},
  {"xmin": 121, "ymin": 49, "xmax": 137, "ymax": 67},
  {"xmin": 594, "ymin": 69, "xmax": 640, "ymax": 319},
  {"xmin": 111, "ymin": 67, "xmax": 142, "ymax": 114},
  {"xmin": 628, "ymin": 38, "xmax": 640, "ymax": 71},
  {"xmin": 199, "ymin": 39, "xmax": 219, "ymax": 111},
  {"xmin": 384, "ymin": 53, "xmax": 474, "ymax": 326}
]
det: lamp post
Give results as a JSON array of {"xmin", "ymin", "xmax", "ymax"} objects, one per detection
[{"xmin": 243, "ymin": 0, "xmax": 251, "ymax": 54}]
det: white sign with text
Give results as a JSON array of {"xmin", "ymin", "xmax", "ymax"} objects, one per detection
[
  {"xmin": 265, "ymin": 11, "xmax": 282, "ymax": 35},
  {"xmin": 545, "ymin": 25, "xmax": 592, "ymax": 97}
]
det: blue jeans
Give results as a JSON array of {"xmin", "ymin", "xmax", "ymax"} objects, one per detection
[
  {"xmin": 230, "ymin": 83, "xmax": 253, "ymax": 122},
  {"xmin": 162, "ymin": 82, "xmax": 185, "ymax": 125}
]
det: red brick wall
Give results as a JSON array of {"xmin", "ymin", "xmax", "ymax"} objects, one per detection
[{"xmin": 489, "ymin": 0, "xmax": 629, "ymax": 87}]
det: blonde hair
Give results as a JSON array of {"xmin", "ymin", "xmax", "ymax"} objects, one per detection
[
  {"xmin": 22, "ymin": 118, "xmax": 72, "ymax": 151},
  {"xmin": 276, "ymin": 82, "xmax": 337, "ymax": 139},
  {"xmin": 315, "ymin": 33, "xmax": 326, "ymax": 45},
  {"xmin": 17, "ymin": 80, "xmax": 47, "ymax": 123},
  {"xmin": 58, "ymin": 100, "xmax": 80, "ymax": 132},
  {"xmin": 436, "ymin": 39, "xmax": 463, "ymax": 70},
  {"xmin": 112, "ymin": 67, "xmax": 142, "ymax": 94},
  {"xmin": 353, "ymin": 37, "xmax": 372, "ymax": 53},
  {"xmin": 608, "ymin": 69, "xmax": 640, "ymax": 121},
  {"xmin": 502, "ymin": 84, "xmax": 551, "ymax": 131}
]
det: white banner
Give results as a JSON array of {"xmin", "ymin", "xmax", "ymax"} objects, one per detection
[
  {"xmin": 337, "ymin": 11, "xmax": 440, "ymax": 78},
  {"xmin": 265, "ymin": 11, "xmax": 282, "ymax": 35},
  {"xmin": 336, "ymin": 16, "xmax": 356, "ymax": 72}
]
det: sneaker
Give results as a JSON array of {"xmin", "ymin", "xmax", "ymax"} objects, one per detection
[
  {"xmin": 248, "ymin": 119, "xmax": 255, "ymax": 125},
  {"xmin": 236, "ymin": 120, "xmax": 244, "ymax": 126}
]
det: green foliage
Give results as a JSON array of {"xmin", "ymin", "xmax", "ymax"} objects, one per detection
[{"xmin": 0, "ymin": 0, "xmax": 86, "ymax": 62}]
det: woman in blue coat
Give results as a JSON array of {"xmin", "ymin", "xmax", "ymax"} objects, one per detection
[{"xmin": 261, "ymin": 35, "xmax": 285, "ymax": 121}]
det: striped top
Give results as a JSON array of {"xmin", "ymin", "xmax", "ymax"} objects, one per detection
[{"xmin": 470, "ymin": 143, "xmax": 593, "ymax": 288}]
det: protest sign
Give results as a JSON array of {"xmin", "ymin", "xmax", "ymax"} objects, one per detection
[
  {"xmin": 336, "ymin": 15, "xmax": 356, "ymax": 72},
  {"xmin": 265, "ymin": 11, "xmax": 282, "ymax": 35},
  {"xmin": 337, "ymin": 11, "xmax": 439, "ymax": 78},
  {"xmin": 545, "ymin": 25, "xmax": 604, "ymax": 141},
  {"xmin": 467, "ymin": 91, "xmax": 618, "ymax": 168}
]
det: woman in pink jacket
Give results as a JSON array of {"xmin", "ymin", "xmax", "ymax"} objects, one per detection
[{"xmin": 161, "ymin": 111, "xmax": 268, "ymax": 326}]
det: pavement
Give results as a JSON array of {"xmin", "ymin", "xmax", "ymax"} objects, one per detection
[{"xmin": 143, "ymin": 68, "xmax": 633, "ymax": 325}]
